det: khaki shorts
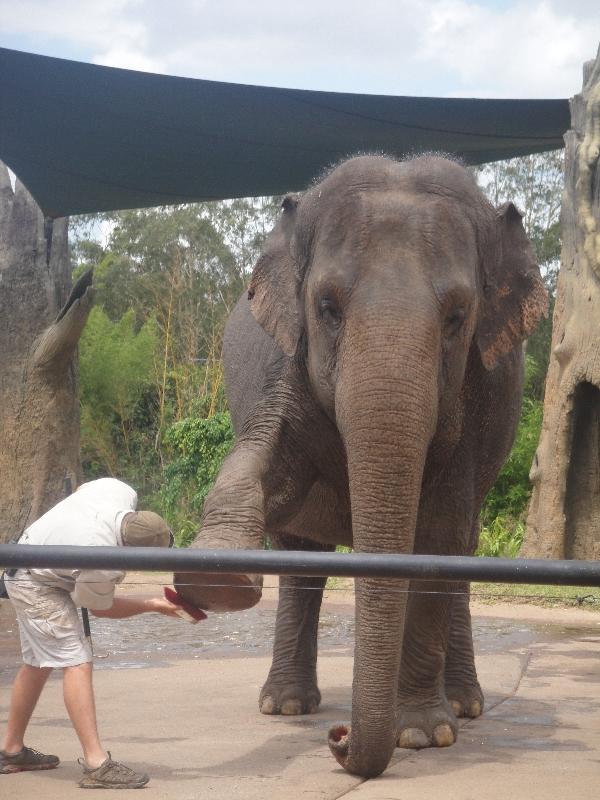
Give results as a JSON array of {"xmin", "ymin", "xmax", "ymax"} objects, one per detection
[{"xmin": 6, "ymin": 571, "xmax": 92, "ymax": 668}]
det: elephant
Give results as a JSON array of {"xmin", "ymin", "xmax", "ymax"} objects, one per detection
[{"xmin": 174, "ymin": 154, "xmax": 547, "ymax": 778}]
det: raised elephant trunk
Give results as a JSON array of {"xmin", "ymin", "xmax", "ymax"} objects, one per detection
[{"xmin": 328, "ymin": 315, "xmax": 438, "ymax": 776}]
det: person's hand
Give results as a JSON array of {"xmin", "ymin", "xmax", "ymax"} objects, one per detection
[{"xmin": 148, "ymin": 597, "xmax": 186, "ymax": 617}]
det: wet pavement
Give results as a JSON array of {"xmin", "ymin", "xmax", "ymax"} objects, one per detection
[
  {"xmin": 0, "ymin": 582, "xmax": 358, "ymax": 678},
  {"xmin": 2, "ymin": 579, "xmax": 596, "ymax": 678},
  {"xmin": 1, "ymin": 581, "xmax": 600, "ymax": 799}
]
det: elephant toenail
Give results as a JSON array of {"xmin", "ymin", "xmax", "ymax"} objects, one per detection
[
  {"xmin": 397, "ymin": 728, "xmax": 430, "ymax": 749},
  {"xmin": 450, "ymin": 700, "xmax": 462, "ymax": 717},
  {"xmin": 432, "ymin": 724, "xmax": 455, "ymax": 747},
  {"xmin": 281, "ymin": 699, "xmax": 303, "ymax": 715},
  {"xmin": 307, "ymin": 700, "xmax": 319, "ymax": 714},
  {"xmin": 260, "ymin": 696, "xmax": 276, "ymax": 715},
  {"xmin": 468, "ymin": 700, "xmax": 482, "ymax": 718}
]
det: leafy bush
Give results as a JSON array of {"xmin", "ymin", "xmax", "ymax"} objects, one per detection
[
  {"xmin": 478, "ymin": 370, "xmax": 543, "ymax": 557},
  {"xmin": 162, "ymin": 411, "xmax": 234, "ymax": 546},
  {"xmin": 482, "ymin": 394, "xmax": 543, "ymax": 524},
  {"xmin": 476, "ymin": 516, "xmax": 524, "ymax": 558}
]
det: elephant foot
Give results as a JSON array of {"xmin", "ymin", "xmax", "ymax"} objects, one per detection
[
  {"xmin": 259, "ymin": 680, "xmax": 321, "ymax": 715},
  {"xmin": 445, "ymin": 682, "xmax": 484, "ymax": 718},
  {"xmin": 173, "ymin": 571, "xmax": 263, "ymax": 612},
  {"xmin": 396, "ymin": 701, "xmax": 458, "ymax": 749}
]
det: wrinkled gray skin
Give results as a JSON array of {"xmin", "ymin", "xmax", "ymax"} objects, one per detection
[{"xmin": 174, "ymin": 155, "xmax": 547, "ymax": 778}]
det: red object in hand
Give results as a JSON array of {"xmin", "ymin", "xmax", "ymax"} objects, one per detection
[{"xmin": 164, "ymin": 586, "xmax": 207, "ymax": 623}]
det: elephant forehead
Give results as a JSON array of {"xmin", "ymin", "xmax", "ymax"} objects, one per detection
[{"xmin": 312, "ymin": 192, "xmax": 478, "ymax": 273}]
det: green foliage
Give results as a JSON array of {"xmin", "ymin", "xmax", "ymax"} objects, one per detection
[
  {"xmin": 72, "ymin": 198, "xmax": 280, "ymax": 345},
  {"xmin": 78, "ymin": 307, "xmax": 161, "ymax": 494},
  {"xmin": 72, "ymin": 197, "xmax": 279, "ymax": 512},
  {"xmin": 75, "ymin": 251, "xmax": 141, "ymax": 322},
  {"xmin": 476, "ymin": 516, "xmax": 524, "ymax": 558},
  {"xmin": 472, "ymin": 581, "xmax": 600, "ymax": 609},
  {"xmin": 80, "ymin": 307, "xmax": 159, "ymax": 418},
  {"xmin": 478, "ymin": 391, "xmax": 543, "ymax": 557},
  {"xmin": 483, "ymin": 394, "xmax": 543, "ymax": 523},
  {"xmin": 161, "ymin": 412, "xmax": 235, "ymax": 546}
]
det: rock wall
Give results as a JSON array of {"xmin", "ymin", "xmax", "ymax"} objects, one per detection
[
  {"xmin": 523, "ymin": 45, "xmax": 600, "ymax": 559},
  {"xmin": 0, "ymin": 164, "xmax": 93, "ymax": 542}
]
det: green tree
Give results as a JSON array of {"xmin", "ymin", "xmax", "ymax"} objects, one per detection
[
  {"xmin": 161, "ymin": 413, "xmax": 235, "ymax": 545},
  {"xmin": 78, "ymin": 307, "xmax": 161, "ymax": 495},
  {"xmin": 72, "ymin": 197, "xmax": 280, "ymax": 509}
]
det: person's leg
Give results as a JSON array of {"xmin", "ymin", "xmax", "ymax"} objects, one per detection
[
  {"xmin": 1, "ymin": 664, "xmax": 52, "ymax": 753},
  {"xmin": 63, "ymin": 662, "xmax": 150, "ymax": 789},
  {"xmin": 62, "ymin": 662, "xmax": 107, "ymax": 769}
]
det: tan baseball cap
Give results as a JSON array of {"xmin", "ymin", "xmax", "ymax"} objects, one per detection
[{"xmin": 121, "ymin": 511, "xmax": 174, "ymax": 548}]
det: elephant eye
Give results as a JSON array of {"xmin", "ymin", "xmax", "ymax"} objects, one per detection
[
  {"xmin": 445, "ymin": 308, "xmax": 466, "ymax": 338},
  {"xmin": 319, "ymin": 297, "xmax": 342, "ymax": 330}
]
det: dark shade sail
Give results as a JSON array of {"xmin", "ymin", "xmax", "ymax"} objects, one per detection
[{"xmin": 0, "ymin": 47, "xmax": 570, "ymax": 218}]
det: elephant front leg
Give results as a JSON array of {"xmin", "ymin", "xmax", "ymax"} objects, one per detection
[
  {"xmin": 444, "ymin": 584, "xmax": 484, "ymax": 719},
  {"xmin": 174, "ymin": 445, "xmax": 268, "ymax": 612},
  {"xmin": 174, "ymin": 428, "xmax": 319, "ymax": 612},
  {"xmin": 260, "ymin": 536, "xmax": 333, "ymax": 715},
  {"xmin": 396, "ymin": 582, "xmax": 458, "ymax": 749}
]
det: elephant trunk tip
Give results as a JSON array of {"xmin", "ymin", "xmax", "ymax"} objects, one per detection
[
  {"xmin": 328, "ymin": 724, "xmax": 350, "ymax": 767},
  {"xmin": 328, "ymin": 723, "xmax": 393, "ymax": 778}
]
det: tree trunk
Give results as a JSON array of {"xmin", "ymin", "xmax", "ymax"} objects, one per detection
[
  {"xmin": 0, "ymin": 163, "xmax": 94, "ymax": 542},
  {"xmin": 523, "ymin": 46, "xmax": 600, "ymax": 559}
]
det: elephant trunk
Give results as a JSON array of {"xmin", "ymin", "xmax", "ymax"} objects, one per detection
[{"xmin": 328, "ymin": 312, "xmax": 438, "ymax": 777}]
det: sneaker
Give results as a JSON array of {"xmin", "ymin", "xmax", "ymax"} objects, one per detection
[
  {"xmin": 0, "ymin": 745, "xmax": 60, "ymax": 773},
  {"xmin": 78, "ymin": 752, "xmax": 149, "ymax": 789}
]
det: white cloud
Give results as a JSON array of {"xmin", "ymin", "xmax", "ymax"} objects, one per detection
[
  {"xmin": 0, "ymin": 0, "xmax": 145, "ymax": 50},
  {"xmin": 101, "ymin": 0, "xmax": 435, "ymax": 94},
  {"xmin": 418, "ymin": 0, "xmax": 598, "ymax": 97},
  {"xmin": 93, "ymin": 47, "xmax": 165, "ymax": 74},
  {"xmin": 0, "ymin": 0, "xmax": 598, "ymax": 97}
]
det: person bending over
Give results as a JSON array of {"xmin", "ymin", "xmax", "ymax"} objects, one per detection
[{"xmin": 0, "ymin": 477, "xmax": 186, "ymax": 789}]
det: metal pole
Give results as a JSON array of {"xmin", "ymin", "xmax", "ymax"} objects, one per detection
[
  {"xmin": 2, "ymin": 545, "xmax": 600, "ymax": 587},
  {"xmin": 60, "ymin": 474, "xmax": 95, "ymax": 655},
  {"xmin": 81, "ymin": 606, "xmax": 92, "ymax": 643}
]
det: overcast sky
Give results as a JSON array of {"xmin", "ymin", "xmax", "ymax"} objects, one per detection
[{"xmin": 0, "ymin": 1, "xmax": 599, "ymax": 99}]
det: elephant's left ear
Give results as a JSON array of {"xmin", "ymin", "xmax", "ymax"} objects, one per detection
[{"xmin": 476, "ymin": 202, "xmax": 549, "ymax": 370}]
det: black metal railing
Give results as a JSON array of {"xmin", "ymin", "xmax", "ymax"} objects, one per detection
[{"xmin": 2, "ymin": 544, "xmax": 600, "ymax": 587}]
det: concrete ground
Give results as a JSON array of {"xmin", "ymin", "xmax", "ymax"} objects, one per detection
[{"xmin": 1, "ymin": 577, "xmax": 600, "ymax": 799}]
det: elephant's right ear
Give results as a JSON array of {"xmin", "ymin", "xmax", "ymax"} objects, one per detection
[
  {"xmin": 476, "ymin": 202, "xmax": 548, "ymax": 370},
  {"xmin": 247, "ymin": 194, "xmax": 302, "ymax": 357}
]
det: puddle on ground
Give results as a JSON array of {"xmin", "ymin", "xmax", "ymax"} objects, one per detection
[
  {"xmin": 0, "ymin": 597, "xmax": 355, "ymax": 679},
  {"xmin": 1, "ymin": 593, "xmax": 598, "ymax": 680}
]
